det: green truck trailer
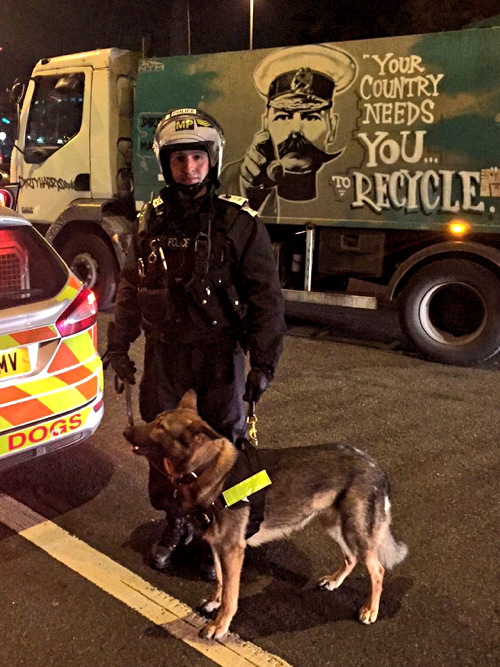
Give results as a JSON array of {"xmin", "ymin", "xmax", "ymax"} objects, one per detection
[{"xmin": 4, "ymin": 25, "xmax": 500, "ymax": 365}]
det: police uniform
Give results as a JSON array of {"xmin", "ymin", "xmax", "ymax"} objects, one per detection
[{"xmin": 111, "ymin": 183, "xmax": 285, "ymax": 530}]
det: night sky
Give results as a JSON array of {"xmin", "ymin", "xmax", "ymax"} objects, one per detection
[
  {"xmin": 3, "ymin": 0, "xmax": 279, "ymax": 93},
  {"xmin": 1, "ymin": 0, "xmax": 498, "ymax": 94},
  {"xmin": 2, "ymin": 0, "xmax": 170, "ymax": 92}
]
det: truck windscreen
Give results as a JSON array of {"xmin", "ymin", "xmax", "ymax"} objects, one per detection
[{"xmin": 24, "ymin": 73, "xmax": 84, "ymax": 164}]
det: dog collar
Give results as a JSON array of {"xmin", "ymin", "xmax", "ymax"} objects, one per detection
[
  {"xmin": 174, "ymin": 470, "xmax": 199, "ymax": 487},
  {"xmin": 170, "ymin": 456, "xmax": 215, "ymax": 488}
]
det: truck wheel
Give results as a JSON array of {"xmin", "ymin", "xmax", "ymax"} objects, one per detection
[
  {"xmin": 399, "ymin": 259, "xmax": 500, "ymax": 366},
  {"xmin": 60, "ymin": 234, "xmax": 117, "ymax": 311}
]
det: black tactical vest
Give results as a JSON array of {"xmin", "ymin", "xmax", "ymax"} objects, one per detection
[{"xmin": 134, "ymin": 188, "xmax": 244, "ymax": 340}]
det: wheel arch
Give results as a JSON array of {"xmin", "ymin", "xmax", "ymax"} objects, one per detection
[
  {"xmin": 51, "ymin": 218, "xmax": 119, "ymax": 271},
  {"xmin": 46, "ymin": 198, "xmax": 135, "ymax": 269},
  {"xmin": 388, "ymin": 241, "xmax": 500, "ymax": 301}
]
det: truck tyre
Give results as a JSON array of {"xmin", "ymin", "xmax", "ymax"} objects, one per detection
[
  {"xmin": 60, "ymin": 234, "xmax": 117, "ymax": 311},
  {"xmin": 399, "ymin": 259, "xmax": 500, "ymax": 366}
]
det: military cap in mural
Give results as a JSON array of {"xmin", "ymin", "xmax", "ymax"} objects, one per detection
[{"xmin": 254, "ymin": 44, "xmax": 358, "ymax": 112}]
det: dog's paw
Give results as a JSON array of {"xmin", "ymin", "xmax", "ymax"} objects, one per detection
[
  {"xmin": 197, "ymin": 599, "xmax": 221, "ymax": 618},
  {"xmin": 199, "ymin": 622, "xmax": 228, "ymax": 641},
  {"xmin": 317, "ymin": 576, "xmax": 341, "ymax": 591},
  {"xmin": 358, "ymin": 605, "xmax": 378, "ymax": 624}
]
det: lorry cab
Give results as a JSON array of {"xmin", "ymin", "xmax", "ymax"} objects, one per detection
[
  {"xmin": 14, "ymin": 62, "xmax": 90, "ymax": 221},
  {"xmin": 10, "ymin": 49, "xmax": 139, "ymax": 309}
]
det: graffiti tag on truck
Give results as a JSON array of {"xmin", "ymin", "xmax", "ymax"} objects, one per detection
[{"xmin": 18, "ymin": 176, "xmax": 75, "ymax": 191}]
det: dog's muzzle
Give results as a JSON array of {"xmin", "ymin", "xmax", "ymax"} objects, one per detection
[{"xmin": 123, "ymin": 426, "xmax": 163, "ymax": 459}]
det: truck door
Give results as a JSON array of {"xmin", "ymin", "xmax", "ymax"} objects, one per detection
[{"xmin": 13, "ymin": 68, "xmax": 92, "ymax": 228}]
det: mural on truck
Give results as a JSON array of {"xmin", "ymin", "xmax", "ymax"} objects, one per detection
[
  {"xmin": 220, "ymin": 44, "xmax": 357, "ymax": 216},
  {"xmin": 134, "ymin": 28, "xmax": 499, "ymax": 229}
]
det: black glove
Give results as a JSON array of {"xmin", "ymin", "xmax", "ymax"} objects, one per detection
[
  {"xmin": 109, "ymin": 352, "xmax": 137, "ymax": 385},
  {"xmin": 107, "ymin": 320, "xmax": 136, "ymax": 384},
  {"xmin": 243, "ymin": 368, "xmax": 272, "ymax": 403}
]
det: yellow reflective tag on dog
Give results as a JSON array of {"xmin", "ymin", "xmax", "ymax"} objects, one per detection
[{"xmin": 222, "ymin": 470, "xmax": 272, "ymax": 507}]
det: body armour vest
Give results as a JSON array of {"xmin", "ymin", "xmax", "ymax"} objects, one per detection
[{"xmin": 135, "ymin": 188, "xmax": 245, "ymax": 341}]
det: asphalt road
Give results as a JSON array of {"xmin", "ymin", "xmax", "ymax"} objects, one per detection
[{"xmin": 0, "ymin": 309, "xmax": 498, "ymax": 667}]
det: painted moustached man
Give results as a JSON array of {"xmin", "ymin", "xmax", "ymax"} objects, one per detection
[
  {"xmin": 108, "ymin": 108, "xmax": 286, "ymax": 578},
  {"xmin": 220, "ymin": 43, "xmax": 357, "ymax": 216}
]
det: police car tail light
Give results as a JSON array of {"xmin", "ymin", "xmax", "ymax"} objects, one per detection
[{"xmin": 56, "ymin": 286, "xmax": 98, "ymax": 336}]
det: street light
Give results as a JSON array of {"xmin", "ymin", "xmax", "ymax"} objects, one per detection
[{"xmin": 249, "ymin": 0, "xmax": 254, "ymax": 50}]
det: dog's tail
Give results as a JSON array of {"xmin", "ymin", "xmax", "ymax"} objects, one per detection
[{"xmin": 378, "ymin": 531, "xmax": 408, "ymax": 570}]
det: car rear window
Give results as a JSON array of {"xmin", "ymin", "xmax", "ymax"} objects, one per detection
[{"xmin": 0, "ymin": 225, "xmax": 68, "ymax": 308}]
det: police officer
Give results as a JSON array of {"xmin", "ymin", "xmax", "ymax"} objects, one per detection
[{"xmin": 108, "ymin": 108, "xmax": 285, "ymax": 576}]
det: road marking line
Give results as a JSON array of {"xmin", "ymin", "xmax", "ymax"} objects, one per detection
[{"xmin": 0, "ymin": 493, "xmax": 293, "ymax": 667}]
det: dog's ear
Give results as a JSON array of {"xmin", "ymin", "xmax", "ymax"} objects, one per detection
[
  {"xmin": 182, "ymin": 421, "xmax": 221, "ymax": 442},
  {"xmin": 181, "ymin": 436, "xmax": 237, "ymax": 509},
  {"xmin": 179, "ymin": 390, "xmax": 198, "ymax": 412},
  {"xmin": 177, "ymin": 420, "xmax": 223, "ymax": 467}
]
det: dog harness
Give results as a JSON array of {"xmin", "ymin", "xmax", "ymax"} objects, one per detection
[
  {"xmin": 222, "ymin": 440, "xmax": 280, "ymax": 538},
  {"xmin": 181, "ymin": 440, "xmax": 280, "ymax": 539}
]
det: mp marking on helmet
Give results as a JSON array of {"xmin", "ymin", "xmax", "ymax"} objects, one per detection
[{"xmin": 175, "ymin": 119, "xmax": 195, "ymax": 131}]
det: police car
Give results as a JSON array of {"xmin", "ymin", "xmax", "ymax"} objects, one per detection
[{"xmin": 0, "ymin": 207, "xmax": 103, "ymax": 469}]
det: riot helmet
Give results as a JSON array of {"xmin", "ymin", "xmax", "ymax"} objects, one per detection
[{"xmin": 153, "ymin": 108, "xmax": 225, "ymax": 192}]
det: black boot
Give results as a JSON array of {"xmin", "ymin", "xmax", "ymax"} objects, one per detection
[
  {"xmin": 151, "ymin": 514, "xmax": 193, "ymax": 570},
  {"xmin": 151, "ymin": 542, "xmax": 175, "ymax": 571}
]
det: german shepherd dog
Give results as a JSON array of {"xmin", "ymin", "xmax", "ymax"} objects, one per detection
[{"xmin": 124, "ymin": 390, "xmax": 408, "ymax": 640}]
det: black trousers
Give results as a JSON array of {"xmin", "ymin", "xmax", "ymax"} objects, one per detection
[{"xmin": 138, "ymin": 335, "xmax": 247, "ymax": 515}]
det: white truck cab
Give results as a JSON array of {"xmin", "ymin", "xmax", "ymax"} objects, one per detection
[{"xmin": 11, "ymin": 49, "xmax": 139, "ymax": 308}]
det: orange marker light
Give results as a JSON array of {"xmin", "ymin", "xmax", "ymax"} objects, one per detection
[{"xmin": 448, "ymin": 220, "xmax": 470, "ymax": 236}]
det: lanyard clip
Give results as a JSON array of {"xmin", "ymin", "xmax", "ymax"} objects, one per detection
[
  {"xmin": 148, "ymin": 238, "xmax": 159, "ymax": 264},
  {"xmin": 148, "ymin": 238, "xmax": 168, "ymax": 272},
  {"xmin": 246, "ymin": 401, "xmax": 258, "ymax": 448}
]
